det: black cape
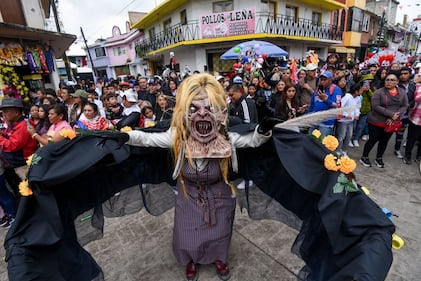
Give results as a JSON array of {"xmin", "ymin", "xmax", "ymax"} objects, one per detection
[{"xmin": 4, "ymin": 128, "xmax": 395, "ymax": 281}]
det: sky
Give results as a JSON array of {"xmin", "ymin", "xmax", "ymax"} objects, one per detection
[
  {"xmin": 57, "ymin": 0, "xmax": 165, "ymax": 44},
  {"xmin": 57, "ymin": 0, "xmax": 420, "ymax": 46}
]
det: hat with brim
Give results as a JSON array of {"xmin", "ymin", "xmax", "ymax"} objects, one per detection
[
  {"xmin": 359, "ymin": 73, "xmax": 374, "ymax": 83},
  {"xmin": 0, "ymin": 98, "xmax": 24, "ymax": 109},
  {"xmin": 119, "ymin": 81, "xmax": 131, "ymax": 87},
  {"xmin": 121, "ymin": 89, "xmax": 138, "ymax": 103},
  {"xmin": 71, "ymin": 89, "xmax": 88, "ymax": 99},
  {"xmin": 305, "ymin": 63, "xmax": 318, "ymax": 71}
]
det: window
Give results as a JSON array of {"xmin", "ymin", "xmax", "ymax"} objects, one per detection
[
  {"xmin": 149, "ymin": 27, "xmax": 156, "ymax": 40},
  {"xmin": 94, "ymin": 47, "xmax": 106, "ymax": 57},
  {"xmin": 180, "ymin": 9, "xmax": 187, "ymax": 25},
  {"xmin": 163, "ymin": 18, "xmax": 172, "ymax": 34},
  {"xmin": 285, "ymin": 6, "xmax": 298, "ymax": 22},
  {"xmin": 213, "ymin": 1, "xmax": 233, "ymax": 13},
  {"xmin": 340, "ymin": 10, "xmax": 346, "ymax": 31},
  {"xmin": 362, "ymin": 14, "xmax": 370, "ymax": 32},
  {"xmin": 312, "ymin": 12, "xmax": 322, "ymax": 26},
  {"xmin": 113, "ymin": 47, "xmax": 126, "ymax": 56},
  {"xmin": 346, "ymin": 7, "xmax": 363, "ymax": 32},
  {"xmin": 332, "ymin": 10, "xmax": 339, "ymax": 27}
]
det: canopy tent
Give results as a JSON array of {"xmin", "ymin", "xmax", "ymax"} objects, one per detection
[{"xmin": 220, "ymin": 40, "xmax": 288, "ymax": 60}]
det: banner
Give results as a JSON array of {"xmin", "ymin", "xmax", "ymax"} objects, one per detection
[{"xmin": 200, "ymin": 9, "xmax": 255, "ymax": 39}]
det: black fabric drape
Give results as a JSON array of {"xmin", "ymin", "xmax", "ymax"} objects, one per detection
[{"xmin": 4, "ymin": 129, "xmax": 395, "ymax": 281}]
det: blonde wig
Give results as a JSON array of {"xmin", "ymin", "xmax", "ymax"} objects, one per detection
[{"xmin": 170, "ymin": 73, "xmax": 234, "ymax": 194}]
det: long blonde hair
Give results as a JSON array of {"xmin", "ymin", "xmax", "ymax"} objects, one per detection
[{"xmin": 171, "ymin": 73, "xmax": 233, "ymax": 194}]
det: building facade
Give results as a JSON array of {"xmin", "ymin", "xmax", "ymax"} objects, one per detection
[
  {"xmin": 86, "ymin": 20, "xmax": 148, "ymax": 81},
  {"xmin": 133, "ymin": 0, "xmax": 352, "ymax": 75},
  {"xmin": 0, "ymin": 0, "xmax": 75, "ymax": 97}
]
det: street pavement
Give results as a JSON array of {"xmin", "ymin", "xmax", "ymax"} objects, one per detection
[{"xmin": 0, "ymin": 139, "xmax": 420, "ymax": 281}]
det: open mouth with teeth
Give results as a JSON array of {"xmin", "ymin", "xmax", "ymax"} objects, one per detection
[{"xmin": 195, "ymin": 120, "xmax": 213, "ymax": 135}]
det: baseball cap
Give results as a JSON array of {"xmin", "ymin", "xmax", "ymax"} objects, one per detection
[
  {"xmin": 71, "ymin": 89, "xmax": 88, "ymax": 99},
  {"xmin": 305, "ymin": 63, "xmax": 318, "ymax": 71},
  {"xmin": 320, "ymin": 71, "xmax": 333, "ymax": 79},
  {"xmin": 121, "ymin": 89, "xmax": 138, "ymax": 103},
  {"xmin": 233, "ymin": 76, "xmax": 243, "ymax": 84}
]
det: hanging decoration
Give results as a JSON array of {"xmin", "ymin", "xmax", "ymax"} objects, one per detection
[
  {"xmin": 0, "ymin": 65, "xmax": 29, "ymax": 99},
  {"xmin": 0, "ymin": 42, "xmax": 26, "ymax": 66}
]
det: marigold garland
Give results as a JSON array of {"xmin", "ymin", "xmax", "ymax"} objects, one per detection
[
  {"xmin": 322, "ymin": 135, "xmax": 339, "ymax": 151},
  {"xmin": 60, "ymin": 128, "xmax": 76, "ymax": 140},
  {"xmin": 26, "ymin": 154, "xmax": 34, "ymax": 166},
  {"xmin": 19, "ymin": 180, "xmax": 33, "ymax": 196},
  {"xmin": 120, "ymin": 126, "xmax": 132, "ymax": 132}
]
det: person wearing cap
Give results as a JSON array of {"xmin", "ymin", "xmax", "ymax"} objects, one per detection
[
  {"xmin": 308, "ymin": 70, "xmax": 342, "ymax": 136},
  {"xmin": 116, "ymin": 89, "xmax": 140, "ymax": 130},
  {"xmin": 0, "ymin": 98, "xmax": 37, "ymax": 226},
  {"xmin": 297, "ymin": 63, "xmax": 319, "ymax": 108},
  {"xmin": 69, "ymin": 89, "xmax": 89, "ymax": 126},
  {"xmin": 393, "ymin": 66, "xmax": 417, "ymax": 158}
]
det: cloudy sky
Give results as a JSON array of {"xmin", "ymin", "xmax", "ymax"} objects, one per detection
[
  {"xmin": 58, "ymin": 0, "xmax": 165, "ymax": 44},
  {"xmin": 57, "ymin": 0, "xmax": 419, "ymax": 45}
]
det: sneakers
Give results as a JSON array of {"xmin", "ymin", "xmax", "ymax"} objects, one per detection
[
  {"xmin": 394, "ymin": 150, "xmax": 404, "ymax": 159},
  {"xmin": 0, "ymin": 216, "xmax": 9, "ymax": 227},
  {"xmin": 361, "ymin": 135, "xmax": 369, "ymax": 141},
  {"xmin": 403, "ymin": 157, "xmax": 412, "ymax": 165},
  {"xmin": 341, "ymin": 151, "xmax": 349, "ymax": 158},
  {"xmin": 375, "ymin": 158, "xmax": 385, "ymax": 168},
  {"xmin": 360, "ymin": 157, "xmax": 372, "ymax": 167},
  {"xmin": 348, "ymin": 141, "xmax": 354, "ymax": 148},
  {"xmin": 352, "ymin": 140, "xmax": 360, "ymax": 147},
  {"xmin": 0, "ymin": 216, "xmax": 15, "ymax": 228}
]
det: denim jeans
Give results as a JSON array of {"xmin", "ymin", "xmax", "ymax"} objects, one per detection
[
  {"xmin": 0, "ymin": 174, "xmax": 17, "ymax": 217},
  {"xmin": 336, "ymin": 121, "xmax": 354, "ymax": 153},
  {"xmin": 394, "ymin": 118, "xmax": 409, "ymax": 151},
  {"xmin": 353, "ymin": 114, "xmax": 368, "ymax": 141},
  {"xmin": 318, "ymin": 125, "xmax": 334, "ymax": 137}
]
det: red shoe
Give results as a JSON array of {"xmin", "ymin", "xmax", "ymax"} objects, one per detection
[
  {"xmin": 214, "ymin": 260, "xmax": 231, "ymax": 281},
  {"xmin": 186, "ymin": 261, "xmax": 198, "ymax": 281}
]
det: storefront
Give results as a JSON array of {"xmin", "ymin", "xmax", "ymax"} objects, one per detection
[{"xmin": 0, "ymin": 22, "xmax": 75, "ymax": 102}]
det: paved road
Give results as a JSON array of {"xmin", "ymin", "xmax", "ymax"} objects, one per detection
[{"xmin": 0, "ymin": 140, "xmax": 420, "ymax": 281}]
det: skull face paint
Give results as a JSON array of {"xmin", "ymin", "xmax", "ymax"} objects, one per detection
[{"xmin": 189, "ymin": 93, "xmax": 226, "ymax": 144}]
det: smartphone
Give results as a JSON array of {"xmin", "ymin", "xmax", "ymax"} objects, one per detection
[{"xmin": 318, "ymin": 84, "xmax": 324, "ymax": 91}]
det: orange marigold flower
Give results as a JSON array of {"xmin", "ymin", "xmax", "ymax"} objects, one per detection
[
  {"xmin": 26, "ymin": 154, "xmax": 34, "ymax": 166},
  {"xmin": 19, "ymin": 180, "xmax": 33, "ymax": 196},
  {"xmin": 312, "ymin": 129, "xmax": 322, "ymax": 139},
  {"xmin": 60, "ymin": 128, "xmax": 76, "ymax": 140},
  {"xmin": 324, "ymin": 153, "xmax": 339, "ymax": 171},
  {"xmin": 120, "ymin": 126, "xmax": 132, "ymax": 132},
  {"xmin": 338, "ymin": 157, "xmax": 357, "ymax": 174},
  {"xmin": 322, "ymin": 135, "xmax": 339, "ymax": 151}
]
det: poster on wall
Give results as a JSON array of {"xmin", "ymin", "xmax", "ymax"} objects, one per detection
[{"xmin": 200, "ymin": 9, "xmax": 255, "ymax": 39}]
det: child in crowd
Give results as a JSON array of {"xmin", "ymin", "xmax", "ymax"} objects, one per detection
[
  {"xmin": 105, "ymin": 93, "xmax": 123, "ymax": 127},
  {"xmin": 140, "ymin": 105, "xmax": 156, "ymax": 128}
]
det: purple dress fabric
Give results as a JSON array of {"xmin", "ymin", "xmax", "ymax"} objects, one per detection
[{"xmin": 172, "ymin": 159, "xmax": 236, "ymax": 266}]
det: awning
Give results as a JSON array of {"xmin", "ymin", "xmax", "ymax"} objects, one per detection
[
  {"xmin": 0, "ymin": 22, "xmax": 76, "ymax": 58},
  {"xmin": 77, "ymin": 66, "xmax": 93, "ymax": 74},
  {"xmin": 333, "ymin": 46, "xmax": 355, "ymax": 54}
]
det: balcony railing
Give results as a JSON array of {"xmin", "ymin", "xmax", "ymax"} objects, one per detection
[{"xmin": 136, "ymin": 12, "xmax": 342, "ymax": 56}]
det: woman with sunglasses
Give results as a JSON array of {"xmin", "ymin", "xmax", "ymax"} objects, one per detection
[{"xmin": 360, "ymin": 71, "xmax": 409, "ymax": 168}]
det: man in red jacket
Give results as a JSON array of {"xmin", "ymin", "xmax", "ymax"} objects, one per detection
[{"xmin": 0, "ymin": 98, "xmax": 37, "ymax": 214}]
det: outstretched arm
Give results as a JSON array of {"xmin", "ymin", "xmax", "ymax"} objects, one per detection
[{"xmin": 126, "ymin": 129, "xmax": 173, "ymax": 148}]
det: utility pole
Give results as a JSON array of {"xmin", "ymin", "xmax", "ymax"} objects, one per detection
[
  {"xmin": 50, "ymin": 0, "xmax": 73, "ymax": 82},
  {"xmin": 376, "ymin": 10, "xmax": 386, "ymax": 53},
  {"xmin": 80, "ymin": 27, "xmax": 98, "ymax": 79}
]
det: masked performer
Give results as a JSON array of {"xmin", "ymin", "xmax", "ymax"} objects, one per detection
[{"xmin": 126, "ymin": 73, "xmax": 271, "ymax": 281}]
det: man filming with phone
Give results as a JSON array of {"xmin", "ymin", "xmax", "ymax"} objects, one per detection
[{"xmin": 308, "ymin": 70, "xmax": 343, "ymax": 136}]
